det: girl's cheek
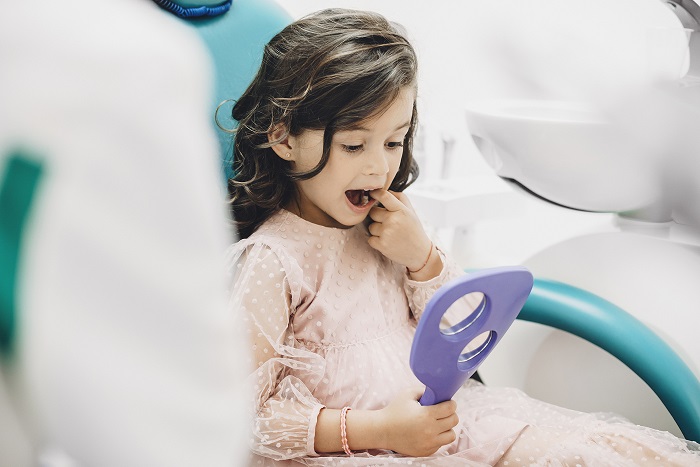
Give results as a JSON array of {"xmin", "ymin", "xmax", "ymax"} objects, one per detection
[
  {"xmin": 389, "ymin": 162, "xmax": 402, "ymax": 184},
  {"xmin": 385, "ymin": 170, "xmax": 399, "ymax": 189}
]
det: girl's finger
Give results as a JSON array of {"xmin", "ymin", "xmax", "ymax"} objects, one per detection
[
  {"xmin": 389, "ymin": 190, "xmax": 415, "ymax": 210},
  {"xmin": 370, "ymin": 189, "xmax": 404, "ymax": 212},
  {"xmin": 368, "ymin": 205, "xmax": 389, "ymax": 222},
  {"xmin": 367, "ymin": 221, "xmax": 381, "ymax": 237},
  {"xmin": 436, "ymin": 428, "xmax": 458, "ymax": 447},
  {"xmin": 429, "ymin": 399, "xmax": 457, "ymax": 419},
  {"xmin": 436, "ymin": 413, "xmax": 459, "ymax": 432}
]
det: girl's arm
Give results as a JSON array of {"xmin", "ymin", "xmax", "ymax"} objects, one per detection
[
  {"xmin": 230, "ymin": 242, "xmax": 460, "ymax": 458},
  {"xmin": 229, "ymin": 243, "xmax": 326, "ymax": 460},
  {"xmin": 365, "ymin": 189, "xmax": 479, "ymax": 325},
  {"xmin": 314, "ymin": 388, "xmax": 459, "ymax": 457},
  {"xmin": 367, "ymin": 189, "xmax": 444, "ymax": 282}
]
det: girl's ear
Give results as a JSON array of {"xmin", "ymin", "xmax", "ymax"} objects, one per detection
[{"xmin": 268, "ymin": 124, "xmax": 295, "ymax": 161}]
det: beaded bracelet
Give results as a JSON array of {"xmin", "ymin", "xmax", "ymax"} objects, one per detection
[
  {"xmin": 340, "ymin": 406, "xmax": 354, "ymax": 457},
  {"xmin": 407, "ymin": 242, "xmax": 434, "ymax": 274}
]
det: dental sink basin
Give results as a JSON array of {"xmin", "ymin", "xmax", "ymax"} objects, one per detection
[{"xmin": 464, "ymin": 99, "xmax": 661, "ymax": 214}]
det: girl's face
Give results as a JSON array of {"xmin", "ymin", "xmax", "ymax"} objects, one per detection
[
  {"xmin": 285, "ymin": 87, "xmax": 415, "ymax": 229},
  {"xmin": 286, "ymin": 87, "xmax": 415, "ymax": 228}
]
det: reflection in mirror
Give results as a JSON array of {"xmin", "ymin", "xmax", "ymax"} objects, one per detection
[
  {"xmin": 458, "ymin": 330, "xmax": 496, "ymax": 365},
  {"xmin": 439, "ymin": 292, "xmax": 486, "ymax": 336}
]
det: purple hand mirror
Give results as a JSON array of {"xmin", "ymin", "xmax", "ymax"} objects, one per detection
[{"xmin": 410, "ymin": 266, "xmax": 533, "ymax": 405}]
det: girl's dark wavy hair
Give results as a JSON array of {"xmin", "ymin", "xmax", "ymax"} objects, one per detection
[{"xmin": 228, "ymin": 8, "xmax": 420, "ymax": 239}]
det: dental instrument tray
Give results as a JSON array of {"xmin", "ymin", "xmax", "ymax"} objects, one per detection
[{"xmin": 410, "ymin": 267, "xmax": 534, "ymax": 406}]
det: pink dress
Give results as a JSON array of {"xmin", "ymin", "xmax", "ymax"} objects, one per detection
[{"xmin": 226, "ymin": 209, "xmax": 700, "ymax": 466}]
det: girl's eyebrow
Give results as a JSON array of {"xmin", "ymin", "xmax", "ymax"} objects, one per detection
[{"xmin": 341, "ymin": 121, "xmax": 412, "ymax": 133}]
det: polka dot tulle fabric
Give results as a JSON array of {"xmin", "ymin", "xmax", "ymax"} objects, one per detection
[{"xmin": 226, "ymin": 209, "xmax": 700, "ymax": 466}]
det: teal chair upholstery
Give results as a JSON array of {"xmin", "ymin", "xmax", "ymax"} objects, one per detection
[
  {"xmin": 163, "ymin": 0, "xmax": 700, "ymax": 444},
  {"xmin": 174, "ymin": 0, "xmax": 291, "ymax": 172},
  {"xmin": 519, "ymin": 279, "xmax": 700, "ymax": 443}
]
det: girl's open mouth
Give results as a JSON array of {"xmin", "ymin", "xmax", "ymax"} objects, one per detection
[{"xmin": 345, "ymin": 189, "xmax": 372, "ymax": 207}]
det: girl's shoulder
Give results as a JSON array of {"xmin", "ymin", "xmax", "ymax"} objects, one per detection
[
  {"xmin": 229, "ymin": 210, "xmax": 305, "ymax": 255},
  {"xmin": 225, "ymin": 210, "xmax": 306, "ymax": 275},
  {"xmin": 225, "ymin": 231, "xmax": 292, "ymax": 269}
]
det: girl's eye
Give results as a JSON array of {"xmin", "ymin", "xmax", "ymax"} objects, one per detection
[
  {"xmin": 342, "ymin": 144, "xmax": 364, "ymax": 153},
  {"xmin": 387, "ymin": 141, "xmax": 404, "ymax": 150}
]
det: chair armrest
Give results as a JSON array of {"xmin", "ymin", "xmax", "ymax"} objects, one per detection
[{"xmin": 518, "ymin": 278, "xmax": 700, "ymax": 443}]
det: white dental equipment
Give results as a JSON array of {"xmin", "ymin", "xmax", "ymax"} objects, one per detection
[{"xmin": 461, "ymin": 0, "xmax": 700, "ymax": 438}]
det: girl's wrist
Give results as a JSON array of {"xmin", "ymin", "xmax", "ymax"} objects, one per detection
[
  {"xmin": 406, "ymin": 241, "xmax": 433, "ymax": 274},
  {"xmin": 371, "ymin": 407, "xmax": 390, "ymax": 451},
  {"xmin": 315, "ymin": 407, "xmax": 390, "ymax": 453},
  {"xmin": 407, "ymin": 245, "xmax": 443, "ymax": 282},
  {"xmin": 347, "ymin": 409, "xmax": 392, "ymax": 450},
  {"xmin": 347, "ymin": 407, "xmax": 390, "ymax": 452}
]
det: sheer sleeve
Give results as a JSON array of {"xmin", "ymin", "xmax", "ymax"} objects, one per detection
[
  {"xmin": 226, "ymin": 241, "xmax": 326, "ymax": 460},
  {"xmin": 403, "ymin": 247, "xmax": 482, "ymax": 326}
]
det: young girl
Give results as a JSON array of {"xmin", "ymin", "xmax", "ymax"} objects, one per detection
[{"xmin": 225, "ymin": 8, "xmax": 700, "ymax": 466}]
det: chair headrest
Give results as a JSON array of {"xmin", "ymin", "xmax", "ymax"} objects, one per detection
[{"xmin": 160, "ymin": 0, "xmax": 290, "ymax": 173}]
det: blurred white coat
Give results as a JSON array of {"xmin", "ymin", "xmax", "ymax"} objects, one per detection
[{"xmin": 0, "ymin": 0, "xmax": 249, "ymax": 465}]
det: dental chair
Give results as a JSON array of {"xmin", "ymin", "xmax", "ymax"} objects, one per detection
[
  {"xmin": 519, "ymin": 278, "xmax": 700, "ymax": 443},
  {"xmin": 155, "ymin": 0, "xmax": 290, "ymax": 174},
  {"xmin": 165, "ymin": 0, "xmax": 700, "ymax": 444}
]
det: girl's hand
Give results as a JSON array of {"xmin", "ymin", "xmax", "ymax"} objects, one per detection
[
  {"xmin": 376, "ymin": 387, "xmax": 459, "ymax": 457},
  {"xmin": 367, "ymin": 190, "xmax": 440, "ymax": 278}
]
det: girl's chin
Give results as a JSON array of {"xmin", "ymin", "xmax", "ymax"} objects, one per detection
[
  {"xmin": 302, "ymin": 207, "xmax": 365, "ymax": 229},
  {"xmin": 293, "ymin": 198, "xmax": 375, "ymax": 229}
]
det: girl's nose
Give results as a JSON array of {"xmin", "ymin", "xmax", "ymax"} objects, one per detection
[{"xmin": 364, "ymin": 147, "xmax": 390, "ymax": 176}]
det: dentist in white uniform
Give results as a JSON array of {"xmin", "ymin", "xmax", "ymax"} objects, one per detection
[{"xmin": 0, "ymin": 0, "xmax": 249, "ymax": 466}]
